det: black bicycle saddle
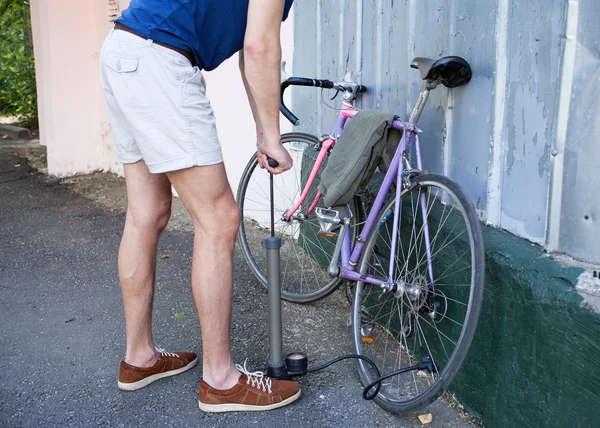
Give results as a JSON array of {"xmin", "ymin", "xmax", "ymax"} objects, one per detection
[{"xmin": 410, "ymin": 56, "xmax": 472, "ymax": 88}]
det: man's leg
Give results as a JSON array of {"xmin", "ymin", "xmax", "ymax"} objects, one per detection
[
  {"xmin": 120, "ymin": 161, "xmax": 172, "ymax": 367},
  {"xmin": 167, "ymin": 163, "xmax": 241, "ymax": 390}
]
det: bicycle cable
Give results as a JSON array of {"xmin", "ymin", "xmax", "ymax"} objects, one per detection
[{"xmin": 320, "ymin": 88, "xmax": 351, "ymax": 112}]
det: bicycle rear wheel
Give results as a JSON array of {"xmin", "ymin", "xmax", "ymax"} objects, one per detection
[
  {"xmin": 352, "ymin": 174, "xmax": 484, "ymax": 413},
  {"xmin": 237, "ymin": 133, "xmax": 360, "ymax": 303}
]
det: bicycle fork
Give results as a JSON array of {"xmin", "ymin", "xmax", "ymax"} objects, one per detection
[{"xmin": 388, "ymin": 148, "xmax": 436, "ymax": 293}]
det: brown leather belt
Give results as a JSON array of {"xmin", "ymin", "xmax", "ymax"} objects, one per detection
[{"xmin": 114, "ymin": 22, "xmax": 196, "ymax": 67}]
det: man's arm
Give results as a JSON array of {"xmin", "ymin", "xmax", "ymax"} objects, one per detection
[{"xmin": 240, "ymin": 0, "xmax": 292, "ymax": 174}]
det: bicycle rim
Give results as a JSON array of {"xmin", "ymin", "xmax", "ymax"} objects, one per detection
[
  {"xmin": 237, "ymin": 133, "xmax": 358, "ymax": 303},
  {"xmin": 352, "ymin": 174, "xmax": 484, "ymax": 413}
]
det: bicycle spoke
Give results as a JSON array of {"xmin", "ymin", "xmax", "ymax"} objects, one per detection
[
  {"xmin": 414, "ymin": 311, "xmax": 443, "ymax": 378},
  {"xmin": 429, "ymin": 289, "xmax": 468, "ymax": 307},
  {"xmin": 397, "ymin": 298, "xmax": 420, "ymax": 394},
  {"xmin": 435, "ymin": 283, "xmax": 472, "ymax": 287},
  {"xmin": 415, "ymin": 312, "xmax": 458, "ymax": 346},
  {"xmin": 430, "ymin": 262, "xmax": 472, "ymax": 285}
]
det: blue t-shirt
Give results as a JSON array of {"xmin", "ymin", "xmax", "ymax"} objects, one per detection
[{"xmin": 115, "ymin": 0, "xmax": 293, "ymax": 71}]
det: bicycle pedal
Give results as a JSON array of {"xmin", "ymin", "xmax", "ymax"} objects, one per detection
[{"xmin": 315, "ymin": 207, "xmax": 342, "ymax": 234}]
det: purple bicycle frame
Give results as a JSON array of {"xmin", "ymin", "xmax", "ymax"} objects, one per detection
[{"xmin": 284, "ymin": 107, "xmax": 435, "ymax": 292}]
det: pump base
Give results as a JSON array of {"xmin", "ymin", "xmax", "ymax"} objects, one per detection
[{"xmin": 267, "ymin": 361, "xmax": 291, "ymax": 380}]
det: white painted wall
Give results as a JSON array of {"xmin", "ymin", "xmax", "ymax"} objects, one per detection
[{"xmin": 205, "ymin": 7, "xmax": 294, "ymax": 196}]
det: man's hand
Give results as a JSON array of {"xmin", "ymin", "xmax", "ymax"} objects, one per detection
[
  {"xmin": 256, "ymin": 135, "xmax": 293, "ymax": 174},
  {"xmin": 240, "ymin": 0, "xmax": 293, "ymax": 175}
]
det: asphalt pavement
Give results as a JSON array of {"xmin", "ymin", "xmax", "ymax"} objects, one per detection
[{"xmin": 0, "ymin": 142, "xmax": 474, "ymax": 427}]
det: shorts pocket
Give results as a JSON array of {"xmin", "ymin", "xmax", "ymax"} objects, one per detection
[
  {"xmin": 104, "ymin": 55, "xmax": 138, "ymax": 73},
  {"xmin": 181, "ymin": 66, "xmax": 209, "ymax": 107},
  {"xmin": 182, "ymin": 66, "xmax": 202, "ymax": 86}
]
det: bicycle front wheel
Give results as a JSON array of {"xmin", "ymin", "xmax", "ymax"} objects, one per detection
[
  {"xmin": 237, "ymin": 133, "xmax": 360, "ymax": 303},
  {"xmin": 352, "ymin": 174, "xmax": 484, "ymax": 413}
]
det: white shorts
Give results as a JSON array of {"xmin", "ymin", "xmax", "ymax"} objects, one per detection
[{"xmin": 99, "ymin": 29, "xmax": 222, "ymax": 173}]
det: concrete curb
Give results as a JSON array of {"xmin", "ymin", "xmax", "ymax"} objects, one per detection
[
  {"xmin": 0, "ymin": 124, "xmax": 31, "ymax": 140},
  {"xmin": 453, "ymin": 225, "xmax": 600, "ymax": 427}
]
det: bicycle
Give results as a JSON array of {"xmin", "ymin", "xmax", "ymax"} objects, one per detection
[{"xmin": 237, "ymin": 56, "xmax": 485, "ymax": 413}]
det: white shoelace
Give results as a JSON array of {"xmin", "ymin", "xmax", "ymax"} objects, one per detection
[
  {"xmin": 155, "ymin": 347, "xmax": 179, "ymax": 358},
  {"xmin": 235, "ymin": 360, "xmax": 272, "ymax": 393}
]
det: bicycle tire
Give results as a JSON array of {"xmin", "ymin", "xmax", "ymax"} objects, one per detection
[
  {"xmin": 352, "ymin": 174, "xmax": 484, "ymax": 413},
  {"xmin": 237, "ymin": 133, "xmax": 362, "ymax": 303}
]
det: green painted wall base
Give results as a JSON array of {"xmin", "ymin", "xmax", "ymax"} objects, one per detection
[{"xmin": 452, "ymin": 225, "xmax": 600, "ymax": 427}]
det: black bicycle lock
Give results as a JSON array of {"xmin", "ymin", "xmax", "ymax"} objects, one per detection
[{"xmin": 262, "ymin": 157, "xmax": 435, "ymax": 401}]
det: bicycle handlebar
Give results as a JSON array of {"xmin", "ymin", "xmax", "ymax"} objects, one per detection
[{"xmin": 280, "ymin": 77, "xmax": 367, "ymax": 125}]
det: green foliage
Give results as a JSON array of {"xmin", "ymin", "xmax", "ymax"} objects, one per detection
[{"xmin": 0, "ymin": 0, "xmax": 38, "ymax": 128}]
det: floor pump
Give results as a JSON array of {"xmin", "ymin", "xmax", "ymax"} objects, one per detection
[{"xmin": 263, "ymin": 158, "xmax": 308, "ymax": 380}]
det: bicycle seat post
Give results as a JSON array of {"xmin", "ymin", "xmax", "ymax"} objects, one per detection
[{"xmin": 408, "ymin": 81, "xmax": 437, "ymax": 124}]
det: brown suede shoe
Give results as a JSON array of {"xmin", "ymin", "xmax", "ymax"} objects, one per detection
[
  {"xmin": 198, "ymin": 364, "xmax": 300, "ymax": 413},
  {"xmin": 118, "ymin": 350, "xmax": 198, "ymax": 391}
]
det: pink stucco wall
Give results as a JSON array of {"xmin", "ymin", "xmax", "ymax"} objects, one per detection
[
  {"xmin": 30, "ymin": 0, "xmax": 121, "ymax": 176},
  {"xmin": 29, "ymin": 0, "xmax": 294, "ymax": 194}
]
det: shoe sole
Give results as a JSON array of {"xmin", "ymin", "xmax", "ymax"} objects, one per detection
[
  {"xmin": 117, "ymin": 357, "xmax": 198, "ymax": 391},
  {"xmin": 198, "ymin": 389, "xmax": 301, "ymax": 413}
]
